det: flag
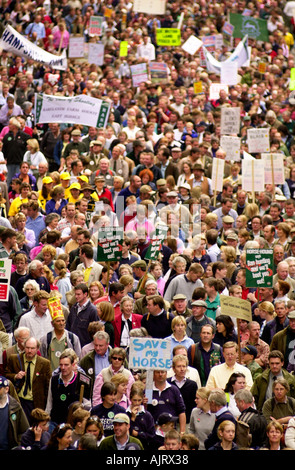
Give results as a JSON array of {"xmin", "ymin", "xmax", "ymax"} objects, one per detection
[
  {"xmin": 229, "ymin": 13, "xmax": 269, "ymax": 42},
  {"xmin": 203, "ymin": 36, "xmax": 249, "ymax": 75}
]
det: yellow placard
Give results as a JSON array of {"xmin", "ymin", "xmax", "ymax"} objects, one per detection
[
  {"xmin": 194, "ymin": 81, "xmax": 203, "ymax": 94},
  {"xmin": 104, "ymin": 7, "xmax": 112, "ymax": 17},
  {"xmin": 258, "ymin": 62, "xmax": 266, "ymax": 74},
  {"xmin": 48, "ymin": 297, "xmax": 64, "ymax": 321},
  {"xmin": 119, "ymin": 41, "xmax": 128, "ymax": 57},
  {"xmin": 156, "ymin": 28, "xmax": 181, "ymax": 46},
  {"xmin": 220, "ymin": 295, "xmax": 252, "ymax": 322}
]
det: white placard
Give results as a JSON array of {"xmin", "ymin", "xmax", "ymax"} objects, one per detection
[
  {"xmin": 212, "ymin": 158, "xmax": 225, "ymax": 193},
  {"xmin": 88, "ymin": 43, "xmax": 104, "ymax": 66},
  {"xmin": 133, "ymin": 0, "xmax": 166, "ymax": 15},
  {"xmin": 182, "ymin": 35, "xmax": 203, "ymax": 55},
  {"xmin": 130, "ymin": 63, "xmax": 149, "ymax": 87},
  {"xmin": 247, "ymin": 128, "xmax": 270, "ymax": 153},
  {"xmin": 220, "ymin": 135, "xmax": 241, "ymax": 161},
  {"xmin": 68, "ymin": 36, "xmax": 85, "ymax": 58},
  {"xmin": 261, "ymin": 153, "xmax": 285, "ymax": 185},
  {"xmin": 209, "ymin": 83, "xmax": 229, "ymax": 100},
  {"xmin": 242, "ymin": 159, "xmax": 265, "ymax": 192},
  {"xmin": 220, "ymin": 107, "xmax": 241, "ymax": 135},
  {"xmin": 221, "ymin": 61, "xmax": 238, "ymax": 85}
]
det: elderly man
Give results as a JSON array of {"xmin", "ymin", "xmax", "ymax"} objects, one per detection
[
  {"xmin": 186, "ymin": 299, "xmax": 216, "ymax": 344},
  {"xmin": 240, "ymin": 321, "xmax": 270, "ymax": 369},
  {"xmin": 0, "ymin": 96, "xmax": 23, "ymax": 127},
  {"xmin": 18, "ymin": 291, "xmax": 52, "ymax": 341},
  {"xmin": 164, "ymin": 263, "xmax": 204, "ymax": 305},
  {"xmin": 273, "ymin": 260, "xmax": 295, "ymax": 298},
  {"xmin": 15, "ymin": 260, "xmax": 51, "ymax": 299},
  {"xmin": 261, "ymin": 300, "xmax": 290, "ymax": 345}
]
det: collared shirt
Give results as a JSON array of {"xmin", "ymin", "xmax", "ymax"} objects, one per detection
[
  {"xmin": 19, "ymin": 355, "xmax": 37, "ymax": 401},
  {"xmin": 114, "ymin": 434, "xmax": 130, "ymax": 450},
  {"xmin": 94, "ymin": 351, "xmax": 110, "ymax": 377},
  {"xmin": 18, "ymin": 308, "xmax": 52, "ymax": 341},
  {"xmin": 206, "ymin": 362, "xmax": 253, "ymax": 391}
]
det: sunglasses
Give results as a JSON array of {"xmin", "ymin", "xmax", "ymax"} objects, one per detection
[{"xmin": 112, "ymin": 356, "xmax": 124, "ymax": 361}]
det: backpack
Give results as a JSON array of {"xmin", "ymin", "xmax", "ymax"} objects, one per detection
[{"xmin": 235, "ymin": 420, "xmax": 252, "ymax": 448}]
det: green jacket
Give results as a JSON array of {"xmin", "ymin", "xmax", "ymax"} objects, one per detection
[
  {"xmin": 98, "ymin": 434, "xmax": 143, "ymax": 451},
  {"xmin": 251, "ymin": 367, "xmax": 295, "ymax": 411},
  {"xmin": 8, "ymin": 395, "xmax": 29, "ymax": 449}
]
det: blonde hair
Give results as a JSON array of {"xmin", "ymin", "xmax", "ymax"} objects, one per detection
[
  {"xmin": 97, "ymin": 301, "xmax": 115, "ymax": 322},
  {"xmin": 54, "ymin": 259, "xmax": 67, "ymax": 279}
]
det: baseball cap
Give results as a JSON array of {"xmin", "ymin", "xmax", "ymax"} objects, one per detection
[
  {"xmin": 0, "ymin": 376, "xmax": 9, "ymax": 388},
  {"xmin": 113, "ymin": 413, "xmax": 130, "ymax": 424},
  {"xmin": 157, "ymin": 413, "xmax": 178, "ymax": 426},
  {"xmin": 60, "ymin": 172, "xmax": 71, "ymax": 180},
  {"xmin": 241, "ymin": 345, "xmax": 257, "ymax": 358}
]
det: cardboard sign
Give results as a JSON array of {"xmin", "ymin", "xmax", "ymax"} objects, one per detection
[
  {"xmin": 242, "ymin": 159, "xmax": 265, "ymax": 192},
  {"xmin": 156, "ymin": 28, "xmax": 181, "ymax": 46},
  {"xmin": 220, "ymin": 295, "xmax": 252, "ymax": 322},
  {"xmin": 245, "ymin": 249, "xmax": 274, "ymax": 288},
  {"xmin": 221, "ymin": 61, "xmax": 238, "ymax": 86},
  {"xmin": 182, "ymin": 35, "xmax": 203, "ymax": 55},
  {"xmin": 68, "ymin": 36, "xmax": 85, "ymax": 58},
  {"xmin": 88, "ymin": 43, "xmax": 104, "ymax": 66},
  {"xmin": 211, "ymin": 158, "xmax": 225, "ymax": 193},
  {"xmin": 209, "ymin": 83, "xmax": 229, "ymax": 100},
  {"xmin": 133, "ymin": 0, "xmax": 166, "ymax": 15}
]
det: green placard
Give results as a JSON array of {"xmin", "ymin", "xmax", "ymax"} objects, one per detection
[
  {"xmin": 144, "ymin": 226, "xmax": 168, "ymax": 260},
  {"xmin": 96, "ymin": 227, "xmax": 124, "ymax": 262},
  {"xmin": 156, "ymin": 28, "xmax": 181, "ymax": 46},
  {"xmin": 229, "ymin": 13, "xmax": 269, "ymax": 42},
  {"xmin": 245, "ymin": 249, "xmax": 274, "ymax": 288}
]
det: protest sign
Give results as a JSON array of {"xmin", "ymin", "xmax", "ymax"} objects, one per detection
[
  {"xmin": 89, "ymin": 16, "xmax": 103, "ymax": 36},
  {"xmin": 242, "ymin": 159, "xmax": 265, "ymax": 194},
  {"xmin": 220, "ymin": 107, "xmax": 241, "ymax": 135},
  {"xmin": 119, "ymin": 41, "xmax": 128, "ymax": 57},
  {"xmin": 149, "ymin": 62, "xmax": 169, "ymax": 83},
  {"xmin": 34, "ymin": 93, "xmax": 111, "ymax": 129},
  {"xmin": 182, "ymin": 35, "xmax": 203, "ymax": 55},
  {"xmin": 88, "ymin": 43, "xmax": 104, "ymax": 66},
  {"xmin": 68, "ymin": 36, "xmax": 85, "ymax": 58},
  {"xmin": 144, "ymin": 225, "xmax": 168, "ymax": 261},
  {"xmin": 221, "ymin": 61, "xmax": 238, "ymax": 85},
  {"xmin": 48, "ymin": 296, "xmax": 63, "ymax": 321},
  {"xmin": 261, "ymin": 153, "xmax": 285, "ymax": 185},
  {"xmin": 96, "ymin": 227, "xmax": 124, "ymax": 262},
  {"xmin": 130, "ymin": 63, "xmax": 149, "ymax": 87},
  {"xmin": 212, "ymin": 158, "xmax": 225, "ymax": 205},
  {"xmin": 245, "ymin": 249, "xmax": 274, "ymax": 288},
  {"xmin": 229, "ymin": 13, "xmax": 269, "ymax": 41},
  {"xmin": 290, "ymin": 68, "xmax": 295, "ymax": 90},
  {"xmin": 129, "ymin": 337, "xmax": 172, "ymax": 370},
  {"xmin": 156, "ymin": 28, "xmax": 181, "ymax": 46},
  {"xmin": 133, "ymin": 0, "xmax": 166, "ymax": 15},
  {"xmin": 220, "ymin": 295, "xmax": 252, "ymax": 322},
  {"xmin": 0, "ymin": 259, "xmax": 11, "ymax": 301},
  {"xmin": 194, "ymin": 81, "xmax": 203, "ymax": 94},
  {"xmin": 247, "ymin": 127, "xmax": 270, "ymax": 153},
  {"xmin": 0, "ymin": 25, "xmax": 67, "ymax": 70},
  {"xmin": 209, "ymin": 83, "xmax": 229, "ymax": 100},
  {"xmin": 220, "ymin": 135, "xmax": 241, "ymax": 161}
]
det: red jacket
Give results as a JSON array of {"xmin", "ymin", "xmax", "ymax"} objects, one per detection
[{"xmin": 112, "ymin": 312, "xmax": 142, "ymax": 348}]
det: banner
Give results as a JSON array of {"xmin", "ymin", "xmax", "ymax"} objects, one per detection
[
  {"xmin": 156, "ymin": 28, "xmax": 181, "ymax": 46},
  {"xmin": 245, "ymin": 249, "xmax": 274, "ymax": 288},
  {"xmin": 34, "ymin": 93, "xmax": 111, "ymax": 128},
  {"xmin": 229, "ymin": 13, "xmax": 269, "ymax": 41},
  {"xmin": 0, "ymin": 25, "xmax": 67, "ymax": 70},
  {"xmin": 203, "ymin": 35, "xmax": 249, "ymax": 74}
]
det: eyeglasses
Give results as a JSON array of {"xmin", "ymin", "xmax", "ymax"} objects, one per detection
[{"xmin": 112, "ymin": 356, "xmax": 124, "ymax": 361}]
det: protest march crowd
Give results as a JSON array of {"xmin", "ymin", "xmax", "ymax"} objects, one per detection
[{"xmin": 3, "ymin": 0, "xmax": 295, "ymax": 454}]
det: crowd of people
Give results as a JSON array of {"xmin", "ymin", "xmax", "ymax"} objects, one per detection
[{"xmin": 1, "ymin": 0, "xmax": 295, "ymax": 454}]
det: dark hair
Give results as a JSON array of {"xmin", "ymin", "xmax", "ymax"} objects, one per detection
[
  {"xmin": 216, "ymin": 314, "xmax": 235, "ymax": 335},
  {"xmin": 74, "ymin": 283, "xmax": 88, "ymax": 294},
  {"xmin": 46, "ymin": 423, "xmax": 72, "ymax": 450},
  {"xmin": 101, "ymin": 381, "xmax": 117, "ymax": 398},
  {"xmin": 109, "ymin": 282, "xmax": 125, "ymax": 296},
  {"xmin": 224, "ymin": 372, "xmax": 246, "ymax": 394}
]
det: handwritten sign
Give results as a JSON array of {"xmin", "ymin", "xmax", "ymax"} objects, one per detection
[
  {"xmin": 209, "ymin": 83, "xmax": 228, "ymax": 100},
  {"xmin": 242, "ymin": 159, "xmax": 265, "ymax": 192},
  {"xmin": 68, "ymin": 36, "xmax": 85, "ymax": 58},
  {"xmin": 245, "ymin": 249, "xmax": 274, "ymax": 288},
  {"xmin": 221, "ymin": 107, "xmax": 241, "ymax": 135},
  {"xmin": 212, "ymin": 157, "xmax": 225, "ymax": 193},
  {"xmin": 89, "ymin": 16, "xmax": 103, "ymax": 36},
  {"xmin": 88, "ymin": 43, "xmax": 104, "ymax": 66},
  {"xmin": 261, "ymin": 153, "xmax": 285, "ymax": 185},
  {"xmin": 247, "ymin": 127, "xmax": 270, "ymax": 153},
  {"xmin": 129, "ymin": 337, "xmax": 171, "ymax": 370},
  {"xmin": 220, "ymin": 135, "xmax": 241, "ymax": 161}
]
